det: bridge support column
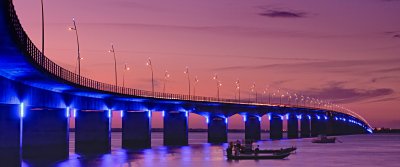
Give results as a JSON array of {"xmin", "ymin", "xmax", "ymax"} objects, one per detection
[
  {"xmin": 75, "ymin": 110, "xmax": 111, "ymax": 154},
  {"xmin": 0, "ymin": 104, "xmax": 21, "ymax": 167},
  {"xmin": 122, "ymin": 111, "xmax": 151, "ymax": 149},
  {"xmin": 287, "ymin": 114, "xmax": 299, "ymax": 139},
  {"xmin": 300, "ymin": 115, "xmax": 311, "ymax": 138},
  {"xmin": 311, "ymin": 115, "xmax": 327, "ymax": 136},
  {"xmin": 208, "ymin": 116, "xmax": 227, "ymax": 143},
  {"xmin": 270, "ymin": 114, "xmax": 283, "ymax": 140},
  {"xmin": 164, "ymin": 111, "xmax": 188, "ymax": 146},
  {"xmin": 245, "ymin": 115, "xmax": 261, "ymax": 141},
  {"xmin": 22, "ymin": 107, "xmax": 69, "ymax": 161}
]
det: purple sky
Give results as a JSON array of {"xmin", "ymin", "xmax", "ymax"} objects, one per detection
[{"xmin": 13, "ymin": 0, "xmax": 400, "ymax": 129}]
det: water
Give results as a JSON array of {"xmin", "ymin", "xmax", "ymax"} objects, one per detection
[{"xmin": 22, "ymin": 133, "xmax": 400, "ymax": 167}]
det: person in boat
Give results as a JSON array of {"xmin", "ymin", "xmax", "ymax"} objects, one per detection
[
  {"xmin": 254, "ymin": 145, "xmax": 260, "ymax": 156},
  {"xmin": 227, "ymin": 142, "xmax": 233, "ymax": 157}
]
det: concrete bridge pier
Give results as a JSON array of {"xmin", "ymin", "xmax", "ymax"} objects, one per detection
[
  {"xmin": 311, "ymin": 115, "xmax": 328, "ymax": 136},
  {"xmin": 244, "ymin": 115, "xmax": 261, "ymax": 141},
  {"xmin": 22, "ymin": 107, "xmax": 69, "ymax": 161},
  {"xmin": 208, "ymin": 115, "xmax": 227, "ymax": 143},
  {"xmin": 300, "ymin": 115, "xmax": 311, "ymax": 138},
  {"xmin": 75, "ymin": 110, "xmax": 111, "ymax": 154},
  {"xmin": 122, "ymin": 111, "xmax": 151, "ymax": 149},
  {"xmin": 163, "ymin": 111, "xmax": 188, "ymax": 146},
  {"xmin": 0, "ymin": 104, "xmax": 22, "ymax": 167},
  {"xmin": 269, "ymin": 114, "xmax": 283, "ymax": 140},
  {"xmin": 287, "ymin": 114, "xmax": 299, "ymax": 139}
]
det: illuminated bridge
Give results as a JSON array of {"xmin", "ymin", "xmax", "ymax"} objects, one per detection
[{"xmin": 0, "ymin": 0, "xmax": 372, "ymax": 165}]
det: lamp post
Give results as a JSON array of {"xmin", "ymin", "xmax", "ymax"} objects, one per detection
[
  {"xmin": 146, "ymin": 58, "xmax": 154, "ymax": 96},
  {"xmin": 41, "ymin": 0, "xmax": 45, "ymax": 55},
  {"xmin": 235, "ymin": 79, "xmax": 240, "ymax": 102},
  {"xmin": 212, "ymin": 74, "xmax": 221, "ymax": 100},
  {"xmin": 250, "ymin": 82, "xmax": 257, "ymax": 103},
  {"xmin": 122, "ymin": 63, "xmax": 130, "ymax": 89},
  {"xmin": 108, "ymin": 44, "xmax": 118, "ymax": 87},
  {"xmin": 68, "ymin": 18, "xmax": 81, "ymax": 78},
  {"xmin": 184, "ymin": 67, "xmax": 191, "ymax": 98},
  {"xmin": 193, "ymin": 76, "xmax": 199, "ymax": 97},
  {"xmin": 163, "ymin": 70, "xmax": 170, "ymax": 94}
]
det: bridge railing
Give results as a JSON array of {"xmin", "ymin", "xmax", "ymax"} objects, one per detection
[{"xmin": 4, "ymin": 0, "xmax": 373, "ymax": 128}]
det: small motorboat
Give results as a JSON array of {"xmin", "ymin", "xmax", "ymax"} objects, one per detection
[
  {"xmin": 240, "ymin": 146, "xmax": 297, "ymax": 154},
  {"xmin": 312, "ymin": 135, "xmax": 336, "ymax": 143},
  {"xmin": 227, "ymin": 152, "xmax": 290, "ymax": 160}
]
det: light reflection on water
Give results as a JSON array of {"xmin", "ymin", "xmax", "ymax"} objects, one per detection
[{"xmin": 22, "ymin": 133, "xmax": 400, "ymax": 167}]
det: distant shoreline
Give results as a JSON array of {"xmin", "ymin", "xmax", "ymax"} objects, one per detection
[{"xmin": 68, "ymin": 128, "xmax": 400, "ymax": 134}]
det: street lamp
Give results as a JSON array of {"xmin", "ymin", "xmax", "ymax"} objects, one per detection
[
  {"xmin": 235, "ymin": 79, "xmax": 240, "ymax": 102},
  {"xmin": 41, "ymin": 0, "xmax": 45, "ymax": 55},
  {"xmin": 108, "ymin": 44, "xmax": 118, "ymax": 87},
  {"xmin": 193, "ymin": 76, "xmax": 199, "ymax": 97},
  {"xmin": 146, "ymin": 58, "xmax": 154, "ymax": 96},
  {"xmin": 163, "ymin": 70, "xmax": 170, "ymax": 93},
  {"xmin": 212, "ymin": 74, "xmax": 221, "ymax": 100},
  {"xmin": 250, "ymin": 82, "xmax": 257, "ymax": 103},
  {"xmin": 184, "ymin": 67, "xmax": 191, "ymax": 98},
  {"xmin": 68, "ymin": 18, "xmax": 81, "ymax": 78},
  {"xmin": 122, "ymin": 63, "xmax": 130, "ymax": 89}
]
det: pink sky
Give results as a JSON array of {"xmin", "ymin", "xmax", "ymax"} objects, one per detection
[{"xmin": 13, "ymin": 0, "xmax": 400, "ymax": 129}]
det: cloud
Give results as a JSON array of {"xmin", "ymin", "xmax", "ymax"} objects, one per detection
[
  {"xmin": 372, "ymin": 67, "xmax": 400, "ymax": 73},
  {"xmin": 259, "ymin": 10, "xmax": 307, "ymax": 18},
  {"xmin": 364, "ymin": 97, "xmax": 399, "ymax": 103},
  {"xmin": 213, "ymin": 58, "xmax": 400, "ymax": 73},
  {"xmin": 303, "ymin": 82, "xmax": 394, "ymax": 103}
]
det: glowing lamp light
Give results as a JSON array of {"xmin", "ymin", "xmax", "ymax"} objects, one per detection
[
  {"xmin": 148, "ymin": 111, "xmax": 152, "ymax": 118},
  {"xmin": 66, "ymin": 107, "xmax": 70, "ymax": 118},
  {"xmin": 316, "ymin": 115, "xmax": 321, "ymax": 120},
  {"xmin": 286, "ymin": 114, "xmax": 289, "ymax": 120},
  {"xmin": 268, "ymin": 114, "xmax": 271, "ymax": 121},
  {"xmin": 73, "ymin": 109, "xmax": 77, "ymax": 118},
  {"xmin": 324, "ymin": 116, "xmax": 328, "ymax": 120},
  {"xmin": 243, "ymin": 115, "xmax": 247, "ymax": 122},
  {"xmin": 307, "ymin": 115, "xmax": 311, "ymax": 120},
  {"xmin": 297, "ymin": 115, "xmax": 302, "ymax": 120},
  {"xmin": 120, "ymin": 110, "xmax": 124, "ymax": 118},
  {"xmin": 258, "ymin": 116, "xmax": 262, "ymax": 122},
  {"xmin": 206, "ymin": 117, "xmax": 209, "ymax": 124},
  {"xmin": 225, "ymin": 118, "xmax": 228, "ymax": 124},
  {"xmin": 185, "ymin": 111, "xmax": 189, "ymax": 118},
  {"xmin": 162, "ymin": 111, "xmax": 165, "ymax": 117},
  {"xmin": 19, "ymin": 103, "xmax": 24, "ymax": 118},
  {"xmin": 279, "ymin": 115, "xmax": 283, "ymax": 120},
  {"xmin": 108, "ymin": 110, "xmax": 112, "ymax": 118}
]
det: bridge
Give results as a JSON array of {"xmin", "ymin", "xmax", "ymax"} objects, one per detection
[{"xmin": 0, "ymin": 0, "xmax": 372, "ymax": 166}]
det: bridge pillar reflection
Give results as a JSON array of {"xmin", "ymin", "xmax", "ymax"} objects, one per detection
[
  {"xmin": 75, "ymin": 110, "xmax": 111, "ymax": 154},
  {"xmin": 163, "ymin": 111, "xmax": 188, "ymax": 146},
  {"xmin": 22, "ymin": 107, "xmax": 69, "ymax": 161},
  {"xmin": 300, "ymin": 115, "xmax": 311, "ymax": 138},
  {"xmin": 0, "ymin": 104, "xmax": 21, "ymax": 167},
  {"xmin": 122, "ymin": 111, "xmax": 151, "ymax": 149},
  {"xmin": 287, "ymin": 114, "xmax": 299, "ymax": 139},
  {"xmin": 270, "ymin": 114, "xmax": 283, "ymax": 140},
  {"xmin": 208, "ymin": 115, "xmax": 227, "ymax": 143},
  {"xmin": 245, "ymin": 115, "xmax": 261, "ymax": 141}
]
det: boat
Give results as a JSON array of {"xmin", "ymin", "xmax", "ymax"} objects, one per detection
[
  {"xmin": 227, "ymin": 152, "xmax": 291, "ymax": 160},
  {"xmin": 312, "ymin": 135, "xmax": 336, "ymax": 143},
  {"xmin": 240, "ymin": 146, "xmax": 297, "ymax": 154}
]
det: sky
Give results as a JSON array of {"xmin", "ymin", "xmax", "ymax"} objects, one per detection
[{"xmin": 13, "ymin": 0, "xmax": 400, "ymax": 129}]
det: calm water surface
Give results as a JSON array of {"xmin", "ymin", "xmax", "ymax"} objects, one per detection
[{"xmin": 22, "ymin": 133, "xmax": 400, "ymax": 167}]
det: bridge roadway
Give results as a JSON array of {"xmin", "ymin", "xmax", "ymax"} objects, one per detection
[{"xmin": 0, "ymin": 0, "xmax": 372, "ymax": 166}]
